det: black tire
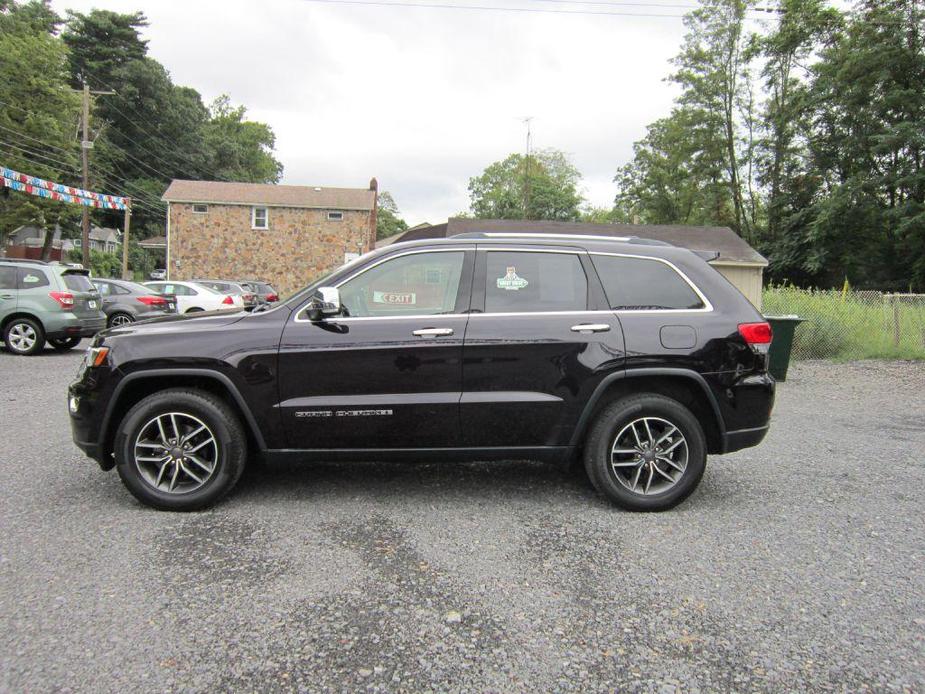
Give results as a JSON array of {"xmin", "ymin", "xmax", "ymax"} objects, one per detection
[
  {"xmin": 113, "ymin": 388, "xmax": 248, "ymax": 511},
  {"xmin": 3, "ymin": 316, "xmax": 46, "ymax": 355},
  {"xmin": 186, "ymin": 307, "xmax": 204, "ymax": 313},
  {"xmin": 107, "ymin": 312, "xmax": 134, "ymax": 328},
  {"xmin": 583, "ymin": 394, "xmax": 706, "ymax": 512},
  {"xmin": 49, "ymin": 336, "xmax": 82, "ymax": 351}
]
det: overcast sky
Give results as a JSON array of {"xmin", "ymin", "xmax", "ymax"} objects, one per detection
[{"xmin": 51, "ymin": 0, "xmax": 701, "ymax": 224}]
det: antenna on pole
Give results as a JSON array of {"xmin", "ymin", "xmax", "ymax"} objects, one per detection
[{"xmin": 520, "ymin": 116, "xmax": 533, "ymax": 220}]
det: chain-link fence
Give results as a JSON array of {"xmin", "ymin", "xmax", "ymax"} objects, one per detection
[{"xmin": 762, "ymin": 287, "xmax": 925, "ymax": 360}]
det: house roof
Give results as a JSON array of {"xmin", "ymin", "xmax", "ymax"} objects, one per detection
[
  {"xmin": 162, "ymin": 179, "xmax": 377, "ymax": 211},
  {"xmin": 396, "ymin": 218, "xmax": 767, "ymax": 266},
  {"xmin": 138, "ymin": 235, "xmax": 167, "ymax": 249}
]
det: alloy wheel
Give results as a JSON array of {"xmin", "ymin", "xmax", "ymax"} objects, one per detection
[
  {"xmin": 610, "ymin": 416, "xmax": 689, "ymax": 495},
  {"xmin": 110, "ymin": 314, "xmax": 133, "ymax": 327},
  {"xmin": 133, "ymin": 412, "xmax": 219, "ymax": 494},
  {"xmin": 9, "ymin": 323, "xmax": 37, "ymax": 353}
]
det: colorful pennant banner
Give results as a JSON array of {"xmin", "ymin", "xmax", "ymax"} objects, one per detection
[{"xmin": 1, "ymin": 166, "xmax": 128, "ymax": 210}]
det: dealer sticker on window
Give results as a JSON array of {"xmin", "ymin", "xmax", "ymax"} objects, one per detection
[
  {"xmin": 496, "ymin": 266, "xmax": 528, "ymax": 291},
  {"xmin": 88, "ymin": 300, "xmax": 97, "ymax": 309},
  {"xmin": 373, "ymin": 291, "xmax": 416, "ymax": 305}
]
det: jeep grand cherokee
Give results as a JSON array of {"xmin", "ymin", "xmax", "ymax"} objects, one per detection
[{"xmin": 69, "ymin": 233, "xmax": 775, "ymax": 511}]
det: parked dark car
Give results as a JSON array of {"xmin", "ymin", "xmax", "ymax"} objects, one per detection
[
  {"xmin": 91, "ymin": 278, "xmax": 177, "ymax": 327},
  {"xmin": 192, "ymin": 279, "xmax": 257, "ymax": 310},
  {"xmin": 1, "ymin": 258, "xmax": 105, "ymax": 355},
  {"xmin": 240, "ymin": 280, "xmax": 278, "ymax": 307},
  {"xmin": 69, "ymin": 233, "xmax": 775, "ymax": 511}
]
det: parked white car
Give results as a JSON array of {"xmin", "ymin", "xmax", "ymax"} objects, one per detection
[{"xmin": 142, "ymin": 281, "xmax": 244, "ymax": 313}]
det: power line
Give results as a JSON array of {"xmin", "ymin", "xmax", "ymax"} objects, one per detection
[
  {"xmin": 295, "ymin": 0, "xmax": 785, "ymax": 20},
  {"xmin": 84, "ymin": 74, "xmax": 234, "ymax": 183},
  {"xmin": 0, "ymin": 123, "xmax": 78, "ymax": 156}
]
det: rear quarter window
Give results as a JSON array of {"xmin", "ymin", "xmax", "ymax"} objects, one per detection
[
  {"xmin": 592, "ymin": 255, "xmax": 705, "ymax": 310},
  {"xmin": 17, "ymin": 268, "xmax": 50, "ymax": 288},
  {"xmin": 62, "ymin": 273, "xmax": 94, "ymax": 292}
]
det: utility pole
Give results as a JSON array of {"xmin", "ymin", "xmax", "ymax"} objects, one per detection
[
  {"xmin": 521, "ymin": 117, "xmax": 533, "ymax": 220},
  {"xmin": 77, "ymin": 82, "xmax": 115, "ymax": 268},
  {"xmin": 80, "ymin": 83, "xmax": 91, "ymax": 268}
]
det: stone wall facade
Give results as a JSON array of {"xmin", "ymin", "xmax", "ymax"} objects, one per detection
[{"xmin": 167, "ymin": 203, "xmax": 374, "ymax": 297}]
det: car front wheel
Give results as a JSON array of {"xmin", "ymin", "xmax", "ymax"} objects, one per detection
[
  {"xmin": 583, "ymin": 394, "xmax": 706, "ymax": 512},
  {"xmin": 3, "ymin": 317, "xmax": 46, "ymax": 355},
  {"xmin": 113, "ymin": 388, "xmax": 247, "ymax": 511}
]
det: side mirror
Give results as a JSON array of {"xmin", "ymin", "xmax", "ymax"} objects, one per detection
[{"xmin": 305, "ymin": 286, "xmax": 341, "ymax": 321}]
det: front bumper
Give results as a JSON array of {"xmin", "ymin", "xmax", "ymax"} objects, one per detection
[{"xmin": 68, "ymin": 364, "xmax": 117, "ymax": 470}]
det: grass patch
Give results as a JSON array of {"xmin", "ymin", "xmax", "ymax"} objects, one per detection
[{"xmin": 763, "ymin": 287, "xmax": 925, "ymax": 361}]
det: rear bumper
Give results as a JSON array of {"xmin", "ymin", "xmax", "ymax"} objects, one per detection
[
  {"xmin": 47, "ymin": 316, "xmax": 106, "ymax": 339},
  {"xmin": 722, "ymin": 424, "xmax": 770, "ymax": 453}
]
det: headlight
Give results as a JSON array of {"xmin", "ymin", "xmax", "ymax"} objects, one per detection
[{"xmin": 68, "ymin": 395, "xmax": 80, "ymax": 414}]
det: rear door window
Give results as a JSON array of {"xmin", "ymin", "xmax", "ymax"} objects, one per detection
[
  {"xmin": 0, "ymin": 267, "xmax": 17, "ymax": 290},
  {"xmin": 591, "ymin": 255, "xmax": 705, "ymax": 310},
  {"xmin": 17, "ymin": 268, "xmax": 50, "ymax": 289},
  {"xmin": 62, "ymin": 272, "xmax": 94, "ymax": 292},
  {"xmin": 484, "ymin": 251, "xmax": 588, "ymax": 313}
]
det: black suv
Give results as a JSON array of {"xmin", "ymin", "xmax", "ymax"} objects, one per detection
[{"xmin": 69, "ymin": 234, "xmax": 775, "ymax": 511}]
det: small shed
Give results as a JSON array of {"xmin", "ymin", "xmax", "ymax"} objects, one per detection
[{"xmin": 394, "ymin": 219, "xmax": 768, "ymax": 309}]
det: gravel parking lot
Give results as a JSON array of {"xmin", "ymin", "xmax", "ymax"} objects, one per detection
[{"xmin": 0, "ymin": 343, "xmax": 923, "ymax": 692}]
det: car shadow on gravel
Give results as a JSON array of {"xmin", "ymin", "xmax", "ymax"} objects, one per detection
[{"xmin": 232, "ymin": 458, "xmax": 603, "ymax": 506}]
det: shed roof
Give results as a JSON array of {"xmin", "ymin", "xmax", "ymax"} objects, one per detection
[
  {"xmin": 396, "ymin": 218, "xmax": 767, "ymax": 266},
  {"xmin": 162, "ymin": 179, "xmax": 376, "ymax": 211}
]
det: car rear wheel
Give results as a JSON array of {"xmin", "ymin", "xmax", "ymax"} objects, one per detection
[
  {"xmin": 3, "ymin": 317, "xmax": 46, "ymax": 355},
  {"xmin": 113, "ymin": 388, "xmax": 248, "ymax": 511},
  {"xmin": 583, "ymin": 394, "xmax": 706, "ymax": 512},
  {"xmin": 49, "ymin": 336, "xmax": 81, "ymax": 351},
  {"xmin": 108, "ymin": 312, "xmax": 134, "ymax": 328}
]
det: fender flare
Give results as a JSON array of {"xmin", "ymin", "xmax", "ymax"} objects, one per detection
[
  {"xmin": 100, "ymin": 368, "xmax": 267, "ymax": 453},
  {"xmin": 569, "ymin": 368, "xmax": 726, "ymax": 447}
]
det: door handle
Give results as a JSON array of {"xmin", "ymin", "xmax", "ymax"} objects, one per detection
[
  {"xmin": 412, "ymin": 328, "xmax": 454, "ymax": 337},
  {"xmin": 570, "ymin": 323, "xmax": 611, "ymax": 333}
]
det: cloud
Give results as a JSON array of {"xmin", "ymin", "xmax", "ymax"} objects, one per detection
[{"xmin": 53, "ymin": 0, "xmax": 687, "ymax": 223}]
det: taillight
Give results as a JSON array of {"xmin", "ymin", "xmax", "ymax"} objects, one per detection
[
  {"xmin": 738, "ymin": 322, "xmax": 773, "ymax": 345},
  {"xmin": 222, "ymin": 295, "xmax": 234, "ymax": 305},
  {"xmin": 49, "ymin": 291, "xmax": 74, "ymax": 309},
  {"xmin": 266, "ymin": 294, "xmax": 278, "ymax": 302},
  {"xmin": 136, "ymin": 296, "xmax": 167, "ymax": 306}
]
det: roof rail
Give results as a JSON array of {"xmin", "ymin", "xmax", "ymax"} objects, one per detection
[
  {"xmin": 452, "ymin": 232, "xmax": 636, "ymax": 242},
  {"xmin": 450, "ymin": 231, "xmax": 675, "ymax": 247},
  {"xmin": 0, "ymin": 257, "xmax": 49, "ymax": 265}
]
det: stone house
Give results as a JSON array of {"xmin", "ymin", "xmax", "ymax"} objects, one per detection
[{"xmin": 162, "ymin": 179, "xmax": 378, "ymax": 297}]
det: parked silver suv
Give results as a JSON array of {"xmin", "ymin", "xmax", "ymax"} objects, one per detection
[{"xmin": 0, "ymin": 258, "xmax": 105, "ymax": 355}]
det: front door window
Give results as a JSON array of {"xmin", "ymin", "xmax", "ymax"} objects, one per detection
[{"xmin": 338, "ymin": 251, "xmax": 465, "ymax": 318}]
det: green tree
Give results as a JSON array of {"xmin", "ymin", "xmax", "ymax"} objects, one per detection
[
  {"xmin": 203, "ymin": 95, "xmax": 282, "ymax": 183},
  {"xmin": 614, "ymin": 110, "xmax": 732, "ymax": 226},
  {"xmin": 798, "ymin": 0, "xmax": 925, "ymax": 289},
  {"xmin": 670, "ymin": 0, "xmax": 759, "ymax": 240},
  {"xmin": 62, "ymin": 9, "xmax": 147, "ymax": 87},
  {"xmin": 0, "ymin": 1, "xmax": 82, "ymax": 248},
  {"xmin": 468, "ymin": 149, "xmax": 583, "ymax": 221},
  {"xmin": 376, "ymin": 191, "xmax": 408, "ymax": 240}
]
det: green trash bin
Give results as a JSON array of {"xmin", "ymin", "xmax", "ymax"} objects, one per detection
[{"xmin": 764, "ymin": 315, "xmax": 804, "ymax": 382}]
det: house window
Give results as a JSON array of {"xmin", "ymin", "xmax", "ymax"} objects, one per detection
[
  {"xmin": 192, "ymin": 204, "xmax": 208, "ymax": 214},
  {"xmin": 252, "ymin": 206, "xmax": 268, "ymax": 229},
  {"xmin": 74, "ymin": 238, "xmax": 81, "ymax": 247},
  {"xmin": 327, "ymin": 211, "xmax": 344, "ymax": 221}
]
